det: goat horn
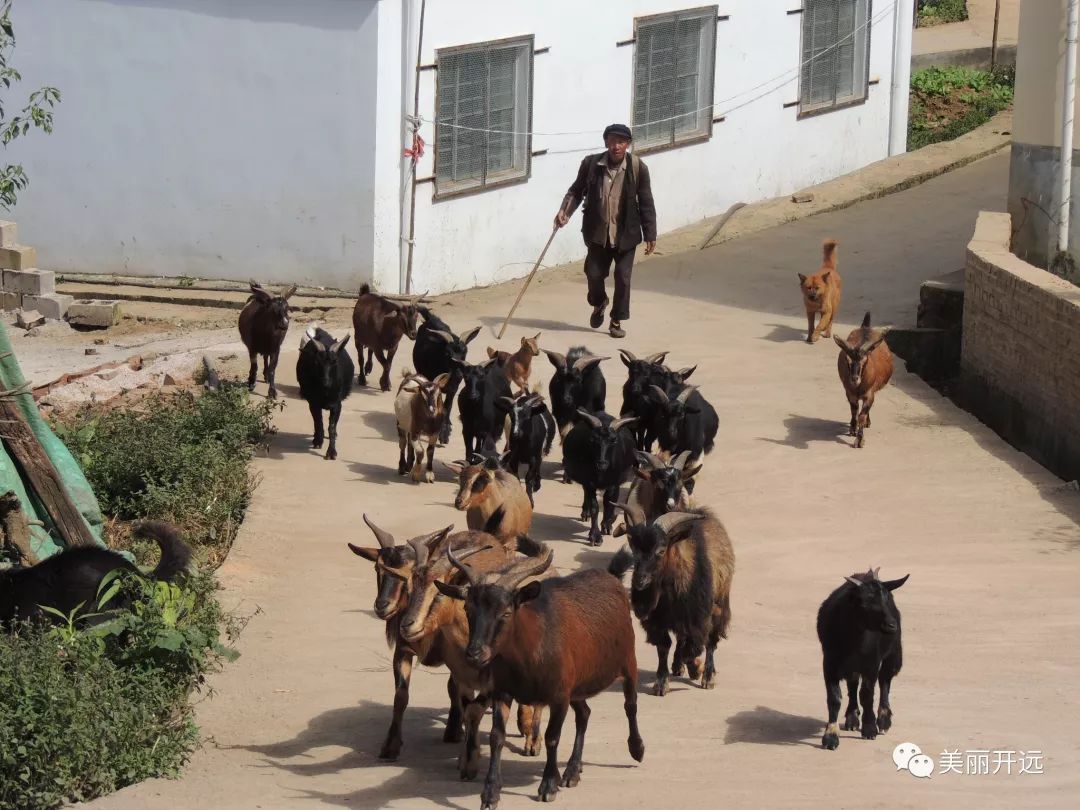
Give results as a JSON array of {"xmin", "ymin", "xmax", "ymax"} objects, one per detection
[
  {"xmin": 619, "ymin": 349, "xmax": 638, "ymax": 364},
  {"xmin": 653, "ymin": 511, "xmax": 706, "ymax": 539},
  {"xmin": 281, "ymin": 284, "xmax": 299, "ymax": 300},
  {"xmin": 609, "ymin": 500, "xmax": 646, "ymax": 528},
  {"xmin": 649, "ymin": 385, "xmax": 670, "ymax": 403},
  {"xmin": 572, "ymin": 355, "xmax": 608, "ymax": 373},
  {"xmin": 410, "ymin": 525, "xmax": 455, "ymax": 568},
  {"xmin": 496, "ymin": 544, "xmax": 554, "ymax": 590},
  {"xmin": 447, "ymin": 543, "xmax": 482, "ymax": 586},
  {"xmin": 330, "ymin": 332, "xmax": 351, "ymax": 353},
  {"xmin": 645, "ymin": 352, "xmax": 669, "ymax": 364},
  {"xmin": 544, "ymin": 350, "xmax": 567, "ymax": 371},
  {"xmin": 675, "ymin": 386, "xmax": 698, "ymax": 404},
  {"xmin": 575, "ymin": 409, "xmax": 603, "ymax": 430},
  {"xmin": 610, "ymin": 416, "xmax": 638, "ymax": 432},
  {"xmin": 363, "ymin": 514, "xmax": 395, "ymax": 549},
  {"xmin": 429, "ymin": 329, "xmax": 455, "ymax": 344},
  {"xmin": 675, "ymin": 365, "xmax": 697, "ymax": 379},
  {"xmin": 636, "ymin": 451, "xmax": 666, "ymax": 470},
  {"xmin": 672, "ymin": 450, "xmax": 693, "ymax": 471}
]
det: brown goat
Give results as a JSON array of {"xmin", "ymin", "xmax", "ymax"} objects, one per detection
[
  {"xmin": 834, "ymin": 311, "xmax": 894, "ymax": 448},
  {"xmin": 345, "ymin": 514, "xmax": 459, "ymax": 760},
  {"xmin": 353, "ymin": 284, "xmax": 427, "ymax": 392},
  {"xmin": 436, "ymin": 545, "xmax": 644, "ymax": 807},
  {"xmin": 390, "ymin": 529, "xmax": 548, "ymax": 780},
  {"xmin": 394, "ymin": 370, "xmax": 451, "ymax": 483},
  {"xmin": 487, "ymin": 332, "xmax": 541, "ymax": 395},
  {"xmin": 443, "ymin": 456, "xmax": 532, "ymax": 544},
  {"xmin": 612, "ymin": 450, "xmax": 701, "ymax": 538},
  {"xmin": 610, "ymin": 505, "xmax": 735, "ymax": 696},
  {"xmin": 237, "ymin": 280, "xmax": 297, "ymax": 399}
]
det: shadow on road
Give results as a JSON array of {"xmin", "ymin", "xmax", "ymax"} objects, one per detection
[
  {"xmin": 478, "ymin": 315, "xmax": 597, "ymax": 339},
  {"xmin": 761, "ymin": 323, "xmax": 810, "ymax": 344},
  {"xmin": 757, "ymin": 415, "xmax": 850, "ymax": 450},
  {"xmin": 724, "ymin": 705, "xmax": 822, "ymax": 748}
]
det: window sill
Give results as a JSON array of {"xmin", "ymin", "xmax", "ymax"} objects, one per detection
[
  {"xmin": 633, "ymin": 132, "xmax": 712, "ymax": 157},
  {"xmin": 433, "ymin": 172, "xmax": 531, "ymax": 202},
  {"xmin": 796, "ymin": 93, "xmax": 869, "ymax": 121}
]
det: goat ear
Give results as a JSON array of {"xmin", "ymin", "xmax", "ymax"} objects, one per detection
[
  {"xmin": 250, "ymin": 283, "xmax": 272, "ymax": 304},
  {"xmin": 433, "ymin": 373, "xmax": 451, "ymax": 389},
  {"xmin": 347, "ymin": 543, "xmax": 381, "ymax": 562},
  {"xmin": 434, "ymin": 579, "xmax": 468, "ymax": 601},
  {"xmin": 833, "ymin": 336, "xmax": 854, "ymax": 355},
  {"xmin": 461, "ymin": 326, "xmax": 481, "ymax": 345},
  {"xmin": 883, "ymin": 574, "xmax": 909, "ymax": 592},
  {"xmin": 442, "ymin": 461, "xmax": 464, "ymax": 476},
  {"xmin": 514, "ymin": 580, "xmax": 543, "ymax": 606},
  {"xmin": 486, "ymin": 346, "xmax": 497, "ymax": 358},
  {"xmin": 798, "ymin": 273, "xmax": 807, "ymax": 284}
]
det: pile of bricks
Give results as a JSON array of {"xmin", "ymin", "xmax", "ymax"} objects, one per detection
[{"xmin": 0, "ymin": 220, "xmax": 73, "ymax": 320}]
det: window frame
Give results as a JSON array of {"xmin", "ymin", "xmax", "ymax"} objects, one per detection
[
  {"xmin": 630, "ymin": 5, "xmax": 720, "ymax": 156},
  {"xmin": 433, "ymin": 34, "xmax": 535, "ymax": 201},
  {"xmin": 797, "ymin": 0, "xmax": 874, "ymax": 120}
]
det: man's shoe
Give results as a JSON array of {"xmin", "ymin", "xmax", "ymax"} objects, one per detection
[
  {"xmin": 609, "ymin": 320, "xmax": 626, "ymax": 339},
  {"xmin": 590, "ymin": 301, "xmax": 608, "ymax": 329}
]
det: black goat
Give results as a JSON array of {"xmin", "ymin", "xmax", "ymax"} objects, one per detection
[
  {"xmin": 496, "ymin": 392, "xmax": 557, "ymax": 505},
  {"xmin": 413, "ymin": 309, "xmax": 481, "ymax": 445},
  {"xmin": 609, "ymin": 506, "xmax": 734, "ymax": 696},
  {"xmin": 1, "ymin": 522, "xmax": 191, "ymax": 628},
  {"xmin": 563, "ymin": 409, "xmax": 637, "ymax": 546},
  {"xmin": 237, "ymin": 280, "xmax": 298, "ymax": 399},
  {"xmin": 455, "ymin": 357, "xmax": 511, "ymax": 458},
  {"xmin": 297, "ymin": 326, "xmax": 355, "ymax": 461},
  {"xmin": 647, "ymin": 384, "xmax": 718, "ymax": 491},
  {"xmin": 618, "ymin": 349, "xmax": 695, "ymax": 451},
  {"xmin": 545, "ymin": 347, "xmax": 607, "ymax": 443},
  {"xmin": 817, "ymin": 567, "xmax": 908, "ymax": 750}
]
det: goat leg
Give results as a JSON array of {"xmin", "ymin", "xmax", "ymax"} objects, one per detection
[
  {"xmin": 379, "ymin": 346, "xmax": 396, "ymax": 392},
  {"xmin": 623, "ymin": 659, "xmax": 645, "ymax": 762},
  {"xmin": 459, "ymin": 689, "xmax": 485, "ymax": 781},
  {"xmin": 439, "ymin": 374, "xmax": 462, "ymax": 445},
  {"xmin": 822, "ymin": 666, "xmax": 842, "ymax": 750},
  {"xmin": 357, "ymin": 345, "xmax": 369, "ymax": 386},
  {"xmin": 559, "ymin": 700, "xmax": 591, "ymax": 788},
  {"xmin": 858, "ymin": 668, "xmax": 879, "ymax": 740},
  {"xmin": 325, "ymin": 402, "xmax": 341, "ymax": 460},
  {"xmin": 246, "ymin": 350, "xmax": 258, "ymax": 391},
  {"xmin": 365, "ymin": 347, "xmax": 375, "ymax": 376},
  {"xmin": 877, "ymin": 655, "xmax": 899, "ymax": 734},
  {"xmin": 538, "ymin": 701, "xmax": 569, "ymax": 803},
  {"xmin": 671, "ymin": 636, "xmax": 686, "ymax": 677},
  {"xmin": 847, "ymin": 398, "xmax": 859, "ymax": 438},
  {"xmin": 267, "ymin": 349, "xmax": 281, "ymax": 400},
  {"xmin": 424, "ymin": 438, "xmax": 437, "ymax": 483},
  {"xmin": 518, "ymin": 702, "xmax": 544, "ymax": 757},
  {"xmin": 480, "ymin": 695, "xmax": 511, "ymax": 810},
  {"xmin": 842, "ymin": 674, "xmax": 861, "ymax": 731},
  {"xmin": 579, "ymin": 486, "xmax": 590, "ymax": 523},
  {"xmin": 397, "ymin": 427, "xmax": 409, "ymax": 475},
  {"xmin": 309, "ymin": 402, "xmax": 325, "ymax": 449},
  {"xmin": 600, "ymin": 484, "xmax": 619, "ymax": 536},
  {"xmin": 380, "ymin": 646, "xmax": 414, "ymax": 760},
  {"xmin": 586, "ymin": 489, "xmax": 603, "ymax": 546},
  {"xmin": 410, "ymin": 437, "xmax": 426, "ymax": 483},
  {"xmin": 444, "ymin": 676, "xmax": 464, "ymax": 743},
  {"xmin": 647, "ymin": 623, "xmax": 672, "ymax": 697}
]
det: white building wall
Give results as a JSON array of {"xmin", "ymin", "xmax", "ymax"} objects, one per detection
[
  {"xmin": 400, "ymin": 0, "xmax": 900, "ymax": 295},
  {"xmin": 9, "ymin": 0, "xmax": 381, "ymax": 290}
]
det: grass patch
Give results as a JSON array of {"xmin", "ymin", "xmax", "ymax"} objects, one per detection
[
  {"xmin": 52, "ymin": 385, "xmax": 279, "ymax": 568},
  {"xmin": 908, "ymin": 65, "xmax": 1014, "ymax": 151},
  {"xmin": 917, "ymin": 0, "xmax": 968, "ymax": 27}
]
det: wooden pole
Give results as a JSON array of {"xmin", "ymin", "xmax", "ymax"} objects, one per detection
[
  {"xmin": 990, "ymin": 0, "xmax": 1002, "ymax": 72},
  {"xmin": 496, "ymin": 224, "xmax": 560, "ymax": 340}
]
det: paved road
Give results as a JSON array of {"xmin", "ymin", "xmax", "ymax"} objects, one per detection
[{"xmin": 90, "ymin": 152, "xmax": 1080, "ymax": 810}]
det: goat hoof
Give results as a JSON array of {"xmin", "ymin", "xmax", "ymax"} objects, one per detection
[
  {"xmin": 481, "ymin": 785, "xmax": 502, "ymax": 810},
  {"xmin": 325, "ymin": 449, "xmax": 337, "ymax": 461},
  {"xmin": 855, "ymin": 435, "xmax": 866, "ymax": 449},
  {"xmin": 559, "ymin": 768, "xmax": 581, "ymax": 788},
  {"xmin": 523, "ymin": 738, "xmax": 541, "ymax": 757},
  {"xmin": 701, "ymin": 671, "xmax": 716, "ymax": 690},
  {"xmin": 861, "ymin": 723, "xmax": 879, "ymax": 741},
  {"xmin": 380, "ymin": 379, "xmax": 391, "ymax": 392},
  {"xmin": 247, "ymin": 382, "xmax": 256, "ymax": 392},
  {"xmin": 842, "ymin": 712, "xmax": 860, "ymax": 732},
  {"xmin": 312, "ymin": 439, "xmax": 323, "ymax": 449},
  {"xmin": 822, "ymin": 732, "xmax": 839, "ymax": 750},
  {"xmin": 378, "ymin": 738, "xmax": 402, "ymax": 760},
  {"xmin": 538, "ymin": 778, "xmax": 559, "ymax": 802},
  {"xmin": 460, "ymin": 764, "xmax": 479, "ymax": 781},
  {"xmin": 685, "ymin": 657, "xmax": 702, "ymax": 679},
  {"xmin": 652, "ymin": 679, "xmax": 669, "ymax": 697},
  {"xmin": 629, "ymin": 736, "xmax": 645, "ymax": 762},
  {"xmin": 877, "ymin": 708, "xmax": 892, "ymax": 733},
  {"xmin": 587, "ymin": 531, "xmax": 603, "ymax": 547},
  {"xmin": 443, "ymin": 726, "xmax": 463, "ymax": 743},
  {"xmin": 671, "ymin": 659, "xmax": 685, "ymax": 677}
]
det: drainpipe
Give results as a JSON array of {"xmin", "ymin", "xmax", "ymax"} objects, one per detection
[
  {"xmin": 888, "ymin": 0, "xmax": 915, "ymax": 156},
  {"xmin": 398, "ymin": 0, "xmax": 424, "ymax": 294},
  {"xmin": 1059, "ymin": 0, "xmax": 1080, "ymax": 255}
]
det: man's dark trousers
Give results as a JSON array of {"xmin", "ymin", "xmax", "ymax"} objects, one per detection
[{"xmin": 585, "ymin": 243, "xmax": 635, "ymax": 322}]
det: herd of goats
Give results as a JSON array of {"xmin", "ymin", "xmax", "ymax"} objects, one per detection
[{"xmin": 0, "ymin": 239, "xmax": 909, "ymax": 810}]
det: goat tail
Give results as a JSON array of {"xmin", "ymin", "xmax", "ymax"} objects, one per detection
[
  {"xmin": 822, "ymin": 239, "xmax": 839, "ymax": 268},
  {"xmin": 861, "ymin": 311, "xmax": 872, "ymax": 329},
  {"xmin": 715, "ymin": 591, "xmax": 732, "ymax": 641},
  {"xmin": 607, "ymin": 547, "xmax": 634, "ymax": 582},
  {"xmin": 360, "ymin": 283, "xmax": 371, "ymax": 296},
  {"xmin": 132, "ymin": 521, "xmax": 193, "ymax": 582}
]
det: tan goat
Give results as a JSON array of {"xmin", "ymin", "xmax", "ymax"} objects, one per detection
[
  {"xmin": 834, "ymin": 312, "xmax": 893, "ymax": 448},
  {"xmin": 487, "ymin": 332, "xmax": 541, "ymax": 395},
  {"xmin": 442, "ymin": 456, "xmax": 532, "ymax": 544},
  {"xmin": 394, "ymin": 370, "xmax": 451, "ymax": 482}
]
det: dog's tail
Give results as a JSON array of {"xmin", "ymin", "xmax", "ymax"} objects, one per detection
[
  {"xmin": 861, "ymin": 311, "xmax": 872, "ymax": 329},
  {"xmin": 822, "ymin": 239, "xmax": 839, "ymax": 268},
  {"xmin": 133, "ymin": 521, "xmax": 193, "ymax": 582}
]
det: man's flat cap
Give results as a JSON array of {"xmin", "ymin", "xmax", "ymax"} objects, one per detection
[{"xmin": 603, "ymin": 123, "xmax": 633, "ymax": 141}]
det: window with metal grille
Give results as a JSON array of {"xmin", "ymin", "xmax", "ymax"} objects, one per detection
[
  {"xmin": 633, "ymin": 6, "xmax": 718, "ymax": 151},
  {"xmin": 799, "ymin": 0, "xmax": 872, "ymax": 116},
  {"xmin": 435, "ymin": 36, "xmax": 533, "ymax": 198}
]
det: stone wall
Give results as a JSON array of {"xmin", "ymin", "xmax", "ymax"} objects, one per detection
[{"xmin": 961, "ymin": 211, "xmax": 1080, "ymax": 481}]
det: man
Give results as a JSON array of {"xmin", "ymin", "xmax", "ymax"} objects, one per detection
[{"xmin": 555, "ymin": 123, "xmax": 657, "ymax": 339}]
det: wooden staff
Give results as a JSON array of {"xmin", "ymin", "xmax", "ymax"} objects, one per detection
[{"xmin": 496, "ymin": 203, "xmax": 568, "ymax": 340}]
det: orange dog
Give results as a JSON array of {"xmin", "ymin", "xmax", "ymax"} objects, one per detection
[{"xmin": 799, "ymin": 239, "xmax": 843, "ymax": 344}]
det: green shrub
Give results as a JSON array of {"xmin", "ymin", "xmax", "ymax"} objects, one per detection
[
  {"xmin": 53, "ymin": 385, "xmax": 278, "ymax": 565},
  {"xmin": 908, "ymin": 65, "xmax": 1014, "ymax": 150},
  {"xmin": 917, "ymin": 0, "xmax": 968, "ymax": 26},
  {"xmin": 0, "ymin": 572, "xmax": 242, "ymax": 810}
]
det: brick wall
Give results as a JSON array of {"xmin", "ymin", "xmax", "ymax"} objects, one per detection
[{"xmin": 961, "ymin": 212, "xmax": 1080, "ymax": 480}]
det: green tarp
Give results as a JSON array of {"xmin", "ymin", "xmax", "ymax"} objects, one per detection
[{"xmin": 0, "ymin": 321, "xmax": 104, "ymax": 559}]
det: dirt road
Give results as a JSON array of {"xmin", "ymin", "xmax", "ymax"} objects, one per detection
[{"xmin": 87, "ymin": 153, "xmax": 1079, "ymax": 809}]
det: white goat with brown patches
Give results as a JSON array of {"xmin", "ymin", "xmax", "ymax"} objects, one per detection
[
  {"xmin": 834, "ymin": 312, "xmax": 894, "ymax": 448},
  {"xmin": 394, "ymin": 370, "xmax": 451, "ymax": 483},
  {"xmin": 442, "ymin": 456, "xmax": 532, "ymax": 545}
]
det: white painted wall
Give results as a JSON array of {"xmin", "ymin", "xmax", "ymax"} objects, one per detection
[
  {"xmin": 9, "ymin": 0, "xmax": 380, "ymax": 290},
  {"xmin": 393, "ymin": 0, "xmax": 901, "ymax": 295}
]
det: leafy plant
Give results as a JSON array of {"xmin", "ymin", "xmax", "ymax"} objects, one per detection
[
  {"xmin": 0, "ymin": 0, "xmax": 61, "ymax": 208},
  {"xmin": 917, "ymin": 0, "xmax": 968, "ymax": 27},
  {"xmin": 908, "ymin": 65, "xmax": 1014, "ymax": 150}
]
